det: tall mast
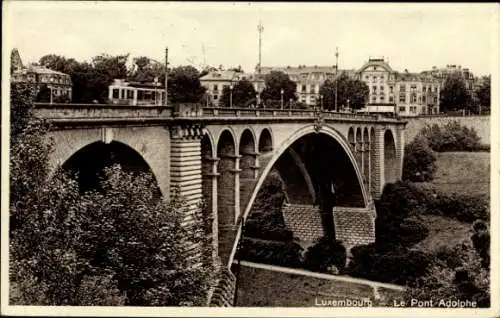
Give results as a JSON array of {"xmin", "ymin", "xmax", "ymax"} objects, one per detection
[
  {"xmin": 257, "ymin": 21, "xmax": 264, "ymax": 74},
  {"xmin": 164, "ymin": 47, "xmax": 168, "ymax": 106},
  {"xmin": 335, "ymin": 47, "xmax": 339, "ymax": 112}
]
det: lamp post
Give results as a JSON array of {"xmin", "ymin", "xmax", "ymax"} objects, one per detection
[
  {"xmin": 280, "ymin": 88, "xmax": 284, "ymax": 110},
  {"xmin": 256, "ymin": 93, "xmax": 259, "ymax": 108},
  {"xmin": 230, "ymin": 84, "xmax": 233, "ymax": 108},
  {"xmin": 320, "ymin": 94, "xmax": 323, "ymax": 110},
  {"xmin": 289, "ymin": 98, "xmax": 293, "ymax": 109},
  {"xmin": 49, "ymin": 77, "xmax": 54, "ymax": 104},
  {"xmin": 347, "ymin": 98, "xmax": 350, "ymax": 112},
  {"xmin": 154, "ymin": 77, "xmax": 158, "ymax": 105}
]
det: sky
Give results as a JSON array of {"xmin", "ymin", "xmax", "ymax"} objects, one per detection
[{"xmin": 3, "ymin": 2, "xmax": 498, "ymax": 76}]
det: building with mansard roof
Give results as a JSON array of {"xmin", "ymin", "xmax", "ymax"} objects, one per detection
[{"xmin": 10, "ymin": 48, "xmax": 73, "ymax": 103}]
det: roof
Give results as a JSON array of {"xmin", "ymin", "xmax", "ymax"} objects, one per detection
[
  {"xmin": 15, "ymin": 65, "xmax": 70, "ymax": 77},
  {"xmin": 200, "ymin": 70, "xmax": 264, "ymax": 83},
  {"xmin": 357, "ymin": 58, "xmax": 394, "ymax": 74},
  {"xmin": 260, "ymin": 65, "xmax": 337, "ymax": 75}
]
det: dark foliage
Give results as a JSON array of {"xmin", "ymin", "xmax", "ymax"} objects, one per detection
[
  {"xmin": 403, "ymin": 137, "xmax": 437, "ymax": 182},
  {"xmin": 418, "ymin": 121, "xmax": 482, "ymax": 152},
  {"xmin": 237, "ymin": 237, "xmax": 304, "ymax": 268},
  {"xmin": 347, "ymin": 244, "xmax": 433, "ymax": 286},
  {"xmin": 303, "ymin": 236, "xmax": 346, "ymax": 274}
]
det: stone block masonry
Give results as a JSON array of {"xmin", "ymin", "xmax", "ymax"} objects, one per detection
[
  {"xmin": 333, "ymin": 207, "xmax": 375, "ymax": 249},
  {"xmin": 282, "ymin": 203, "xmax": 324, "ymax": 242}
]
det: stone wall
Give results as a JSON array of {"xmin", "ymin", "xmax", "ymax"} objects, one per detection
[
  {"xmin": 282, "ymin": 204, "xmax": 324, "ymax": 242},
  {"xmin": 404, "ymin": 115, "xmax": 490, "ymax": 145},
  {"xmin": 333, "ymin": 207, "xmax": 376, "ymax": 249}
]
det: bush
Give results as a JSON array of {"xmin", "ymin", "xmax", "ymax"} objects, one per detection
[
  {"xmin": 471, "ymin": 220, "xmax": 490, "ymax": 269},
  {"xmin": 435, "ymin": 193, "xmax": 489, "ymax": 223},
  {"xmin": 418, "ymin": 121, "xmax": 482, "ymax": 152},
  {"xmin": 245, "ymin": 169, "xmax": 290, "ymax": 241},
  {"xmin": 403, "ymin": 137, "xmax": 437, "ymax": 182},
  {"xmin": 347, "ymin": 244, "xmax": 433, "ymax": 285},
  {"xmin": 303, "ymin": 236, "xmax": 346, "ymax": 274},
  {"xmin": 237, "ymin": 237, "xmax": 304, "ymax": 268}
]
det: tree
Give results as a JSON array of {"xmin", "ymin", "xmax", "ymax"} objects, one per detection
[
  {"xmin": 228, "ymin": 65, "xmax": 244, "ymax": 73},
  {"xmin": 91, "ymin": 54, "xmax": 130, "ymax": 102},
  {"xmin": 167, "ymin": 66, "xmax": 206, "ymax": 103},
  {"xmin": 219, "ymin": 79, "xmax": 257, "ymax": 107},
  {"xmin": 403, "ymin": 136, "xmax": 437, "ymax": 182},
  {"xmin": 475, "ymin": 75, "xmax": 490, "ymax": 112},
  {"xmin": 319, "ymin": 73, "xmax": 369, "ymax": 110},
  {"xmin": 9, "ymin": 83, "xmax": 215, "ymax": 305},
  {"xmin": 129, "ymin": 56, "xmax": 166, "ymax": 83},
  {"xmin": 260, "ymin": 71, "xmax": 297, "ymax": 107},
  {"xmin": 440, "ymin": 73, "xmax": 472, "ymax": 112}
]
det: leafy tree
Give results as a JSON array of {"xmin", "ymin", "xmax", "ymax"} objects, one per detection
[
  {"xmin": 403, "ymin": 136, "xmax": 437, "ymax": 182},
  {"xmin": 167, "ymin": 65, "xmax": 206, "ymax": 103},
  {"xmin": 440, "ymin": 73, "xmax": 473, "ymax": 112},
  {"xmin": 319, "ymin": 73, "xmax": 369, "ymax": 110},
  {"xmin": 129, "ymin": 56, "xmax": 166, "ymax": 83},
  {"xmin": 91, "ymin": 54, "xmax": 130, "ymax": 102},
  {"xmin": 9, "ymin": 83, "xmax": 215, "ymax": 305},
  {"xmin": 475, "ymin": 75, "xmax": 490, "ymax": 112},
  {"xmin": 260, "ymin": 71, "xmax": 297, "ymax": 107},
  {"xmin": 219, "ymin": 79, "xmax": 257, "ymax": 107},
  {"xmin": 228, "ymin": 65, "xmax": 244, "ymax": 73}
]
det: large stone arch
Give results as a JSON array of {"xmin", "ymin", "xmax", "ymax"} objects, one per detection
[
  {"xmin": 49, "ymin": 127, "xmax": 170, "ymax": 197},
  {"xmin": 61, "ymin": 140, "xmax": 162, "ymax": 197},
  {"xmin": 384, "ymin": 129, "xmax": 398, "ymax": 186},
  {"xmin": 229, "ymin": 124, "xmax": 370, "ymax": 264}
]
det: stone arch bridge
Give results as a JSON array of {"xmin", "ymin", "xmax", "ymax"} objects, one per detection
[{"xmin": 35, "ymin": 103, "xmax": 406, "ymax": 267}]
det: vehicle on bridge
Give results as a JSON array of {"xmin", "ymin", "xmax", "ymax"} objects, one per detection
[{"xmin": 107, "ymin": 79, "xmax": 165, "ymax": 106}]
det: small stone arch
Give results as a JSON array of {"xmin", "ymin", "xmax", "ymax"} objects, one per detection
[
  {"xmin": 384, "ymin": 129, "xmax": 397, "ymax": 185},
  {"xmin": 363, "ymin": 127, "xmax": 370, "ymax": 186},
  {"xmin": 258, "ymin": 128, "xmax": 273, "ymax": 153},
  {"xmin": 216, "ymin": 128, "xmax": 238, "ymax": 156},
  {"xmin": 348, "ymin": 127, "xmax": 355, "ymax": 150}
]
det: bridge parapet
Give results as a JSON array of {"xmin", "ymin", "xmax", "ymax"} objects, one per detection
[{"xmin": 34, "ymin": 103, "xmax": 405, "ymax": 125}]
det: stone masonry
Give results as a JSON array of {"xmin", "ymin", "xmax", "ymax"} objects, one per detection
[{"xmin": 282, "ymin": 203, "xmax": 324, "ymax": 242}]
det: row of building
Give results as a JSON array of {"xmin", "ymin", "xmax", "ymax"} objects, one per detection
[{"xmin": 199, "ymin": 58, "xmax": 480, "ymax": 116}]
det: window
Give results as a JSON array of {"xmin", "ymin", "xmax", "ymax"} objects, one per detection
[
  {"xmin": 422, "ymin": 96, "xmax": 426, "ymax": 104},
  {"xmin": 372, "ymin": 96, "xmax": 376, "ymax": 102},
  {"xmin": 380, "ymin": 96, "xmax": 385, "ymax": 101},
  {"xmin": 423, "ymin": 86, "xmax": 427, "ymax": 93},
  {"xmin": 127, "ymin": 90, "xmax": 134, "ymax": 99},
  {"xmin": 365, "ymin": 75, "xmax": 369, "ymax": 80},
  {"xmin": 380, "ymin": 75, "xmax": 384, "ymax": 80},
  {"xmin": 389, "ymin": 96, "xmax": 394, "ymax": 103},
  {"xmin": 399, "ymin": 93, "xmax": 406, "ymax": 103},
  {"xmin": 389, "ymin": 86, "xmax": 393, "ymax": 93},
  {"xmin": 373, "ymin": 76, "xmax": 377, "ymax": 80},
  {"xmin": 112, "ymin": 88, "xmax": 120, "ymax": 99},
  {"xmin": 410, "ymin": 93, "xmax": 417, "ymax": 103},
  {"xmin": 399, "ymin": 106, "xmax": 406, "ymax": 112},
  {"xmin": 380, "ymin": 86, "xmax": 384, "ymax": 91},
  {"xmin": 400, "ymin": 84, "xmax": 406, "ymax": 92},
  {"xmin": 410, "ymin": 106, "xmax": 417, "ymax": 113},
  {"xmin": 422, "ymin": 107, "xmax": 427, "ymax": 114},
  {"xmin": 213, "ymin": 84, "xmax": 218, "ymax": 92},
  {"xmin": 213, "ymin": 95, "xmax": 218, "ymax": 100},
  {"xmin": 372, "ymin": 85, "xmax": 377, "ymax": 91},
  {"xmin": 302, "ymin": 85, "xmax": 306, "ymax": 92}
]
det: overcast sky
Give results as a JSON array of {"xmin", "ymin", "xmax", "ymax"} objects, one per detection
[{"xmin": 4, "ymin": 2, "xmax": 497, "ymax": 76}]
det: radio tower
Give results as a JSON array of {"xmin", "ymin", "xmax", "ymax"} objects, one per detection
[
  {"xmin": 335, "ymin": 47, "xmax": 339, "ymax": 112},
  {"xmin": 257, "ymin": 21, "xmax": 264, "ymax": 74}
]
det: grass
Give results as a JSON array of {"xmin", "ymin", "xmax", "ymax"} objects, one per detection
[
  {"xmin": 413, "ymin": 214, "xmax": 472, "ymax": 254},
  {"xmin": 235, "ymin": 264, "xmax": 402, "ymax": 307},
  {"xmin": 423, "ymin": 151, "xmax": 490, "ymax": 198}
]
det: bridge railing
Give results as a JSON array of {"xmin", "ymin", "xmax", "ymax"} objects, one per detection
[{"xmin": 33, "ymin": 103, "xmax": 173, "ymax": 120}]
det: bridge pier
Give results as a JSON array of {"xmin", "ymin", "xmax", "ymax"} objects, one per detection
[{"xmin": 170, "ymin": 124, "xmax": 205, "ymax": 266}]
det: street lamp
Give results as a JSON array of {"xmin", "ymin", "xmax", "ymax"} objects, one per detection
[
  {"xmin": 256, "ymin": 93, "xmax": 259, "ymax": 108},
  {"xmin": 347, "ymin": 98, "xmax": 350, "ymax": 112},
  {"xmin": 230, "ymin": 84, "xmax": 233, "ymax": 108},
  {"xmin": 320, "ymin": 94, "xmax": 324, "ymax": 110},
  {"xmin": 289, "ymin": 98, "xmax": 293, "ymax": 109},
  {"xmin": 280, "ymin": 88, "xmax": 284, "ymax": 109},
  {"xmin": 49, "ymin": 77, "xmax": 54, "ymax": 104}
]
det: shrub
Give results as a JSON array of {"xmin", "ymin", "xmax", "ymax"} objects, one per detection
[
  {"xmin": 435, "ymin": 193, "xmax": 489, "ymax": 223},
  {"xmin": 237, "ymin": 237, "xmax": 304, "ymax": 268},
  {"xmin": 471, "ymin": 220, "xmax": 490, "ymax": 269},
  {"xmin": 403, "ymin": 137, "xmax": 437, "ymax": 182},
  {"xmin": 418, "ymin": 121, "xmax": 482, "ymax": 152},
  {"xmin": 245, "ymin": 169, "xmax": 290, "ymax": 241},
  {"xmin": 303, "ymin": 236, "xmax": 346, "ymax": 274},
  {"xmin": 405, "ymin": 241, "xmax": 490, "ymax": 307},
  {"xmin": 347, "ymin": 244, "xmax": 432, "ymax": 285}
]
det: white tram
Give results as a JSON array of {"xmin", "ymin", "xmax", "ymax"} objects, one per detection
[{"xmin": 108, "ymin": 79, "xmax": 166, "ymax": 106}]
